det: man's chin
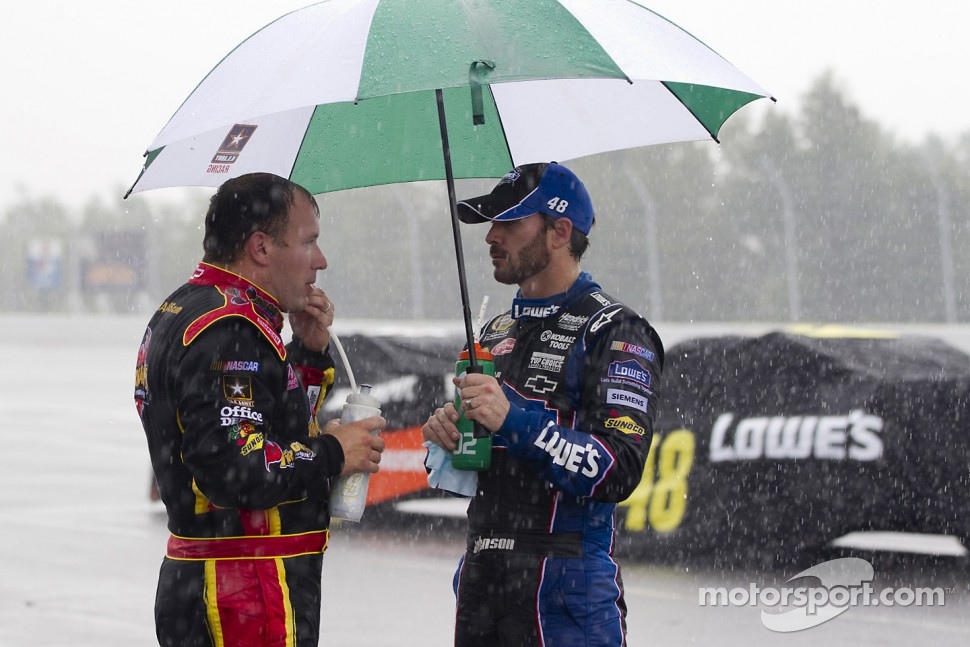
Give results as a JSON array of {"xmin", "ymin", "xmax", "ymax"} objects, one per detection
[
  {"xmin": 493, "ymin": 270, "xmax": 516, "ymax": 286},
  {"xmin": 280, "ymin": 297, "xmax": 307, "ymax": 314}
]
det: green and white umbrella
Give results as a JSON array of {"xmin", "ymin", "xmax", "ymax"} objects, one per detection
[{"xmin": 127, "ymin": 0, "xmax": 772, "ymax": 356}]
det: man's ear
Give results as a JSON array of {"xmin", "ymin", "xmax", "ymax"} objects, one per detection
[
  {"xmin": 549, "ymin": 217, "xmax": 573, "ymax": 250},
  {"xmin": 245, "ymin": 231, "xmax": 272, "ymax": 267}
]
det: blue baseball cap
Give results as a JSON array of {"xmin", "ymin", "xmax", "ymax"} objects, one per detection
[{"xmin": 457, "ymin": 162, "xmax": 594, "ymax": 235}]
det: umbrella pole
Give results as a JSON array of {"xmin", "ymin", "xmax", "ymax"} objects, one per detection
[{"xmin": 436, "ymin": 88, "xmax": 480, "ymax": 370}]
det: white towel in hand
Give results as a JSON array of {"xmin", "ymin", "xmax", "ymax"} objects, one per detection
[{"xmin": 423, "ymin": 441, "xmax": 478, "ymax": 497}]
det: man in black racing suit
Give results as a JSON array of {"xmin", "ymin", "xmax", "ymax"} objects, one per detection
[
  {"xmin": 135, "ymin": 173, "xmax": 386, "ymax": 646},
  {"xmin": 422, "ymin": 163, "xmax": 663, "ymax": 647}
]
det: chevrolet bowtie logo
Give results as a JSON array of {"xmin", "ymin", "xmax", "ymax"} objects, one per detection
[{"xmin": 525, "ymin": 374, "xmax": 558, "ymax": 394}]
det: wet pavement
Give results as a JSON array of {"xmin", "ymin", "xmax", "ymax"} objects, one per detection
[{"xmin": 1, "ymin": 315, "xmax": 967, "ymax": 646}]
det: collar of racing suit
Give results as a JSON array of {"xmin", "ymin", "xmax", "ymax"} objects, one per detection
[
  {"xmin": 188, "ymin": 262, "xmax": 285, "ymax": 332},
  {"xmin": 510, "ymin": 271, "xmax": 602, "ymax": 320}
]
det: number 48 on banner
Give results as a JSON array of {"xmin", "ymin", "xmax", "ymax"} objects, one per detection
[{"xmin": 619, "ymin": 429, "xmax": 696, "ymax": 533}]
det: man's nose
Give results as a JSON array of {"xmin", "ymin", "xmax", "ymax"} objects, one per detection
[{"xmin": 485, "ymin": 223, "xmax": 501, "ymax": 244}]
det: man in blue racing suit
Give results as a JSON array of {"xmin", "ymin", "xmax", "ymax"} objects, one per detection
[{"xmin": 422, "ymin": 162, "xmax": 663, "ymax": 646}]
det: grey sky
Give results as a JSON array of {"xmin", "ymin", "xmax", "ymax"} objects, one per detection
[{"xmin": 2, "ymin": 0, "xmax": 967, "ymax": 210}]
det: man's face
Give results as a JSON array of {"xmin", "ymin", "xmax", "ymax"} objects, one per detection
[
  {"xmin": 485, "ymin": 214, "xmax": 551, "ymax": 286},
  {"xmin": 265, "ymin": 192, "xmax": 327, "ymax": 312}
]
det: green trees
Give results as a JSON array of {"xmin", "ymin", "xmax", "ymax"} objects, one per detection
[
  {"xmin": 2, "ymin": 75, "xmax": 967, "ymax": 323},
  {"xmin": 577, "ymin": 73, "xmax": 969, "ymax": 323}
]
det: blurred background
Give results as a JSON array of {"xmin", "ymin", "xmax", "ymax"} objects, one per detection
[
  {"xmin": 3, "ymin": 1, "xmax": 969, "ymax": 326},
  {"xmin": 7, "ymin": 80, "xmax": 970, "ymax": 323},
  {"xmin": 4, "ymin": 76, "xmax": 969, "ymax": 326}
]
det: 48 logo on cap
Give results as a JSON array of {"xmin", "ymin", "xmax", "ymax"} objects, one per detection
[{"xmin": 547, "ymin": 197, "xmax": 569, "ymax": 213}]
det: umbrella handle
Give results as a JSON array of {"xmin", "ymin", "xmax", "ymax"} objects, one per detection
[
  {"xmin": 435, "ymin": 88, "xmax": 480, "ymax": 371},
  {"xmin": 436, "ymin": 88, "xmax": 492, "ymax": 442},
  {"xmin": 469, "ymin": 60, "xmax": 495, "ymax": 125}
]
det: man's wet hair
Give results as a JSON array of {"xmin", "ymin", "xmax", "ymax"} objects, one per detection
[
  {"xmin": 202, "ymin": 173, "xmax": 317, "ymax": 264},
  {"xmin": 542, "ymin": 213, "xmax": 593, "ymax": 261}
]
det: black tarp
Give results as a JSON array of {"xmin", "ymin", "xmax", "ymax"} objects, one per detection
[
  {"xmin": 618, "ymin": 332, "xmax": 970, "ymax": 564},
  {"xmin": 324, "ymin": 327, "xmax": 970, "ymax": 563}
]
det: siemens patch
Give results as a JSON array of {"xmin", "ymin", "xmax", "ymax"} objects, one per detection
[{"xmin": 606, "ymin": 388, "xmax": 649, "ymax": 413}]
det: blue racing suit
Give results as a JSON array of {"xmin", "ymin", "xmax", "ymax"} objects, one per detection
[{"xmin": 454, "ymin": 272, "xmax": 664, "ymax": 647}]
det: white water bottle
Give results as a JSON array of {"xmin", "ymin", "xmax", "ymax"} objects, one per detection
[{"xmin": 329, "ymin": 385, "xmax": 382, "ymax": 522}]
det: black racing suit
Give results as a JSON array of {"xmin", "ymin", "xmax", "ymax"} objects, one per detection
[
  {"xmin": 454, "ymin": 272, "xmax": 664, "ymax": 647},
  {"xmin": 134, "ymin": 263, "xmax": 341, "ymax": 647}
]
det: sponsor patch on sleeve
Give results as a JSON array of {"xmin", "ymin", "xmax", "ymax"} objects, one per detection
[
  {"xmin": 223, "ymin": 376, "xmax": 253, "ymax": 405},
  {"xmin": 605, "ymin": 388, "xmax": 649, "ymax": 413},
  {"xmin": 610, "ymin": 340, "xmax": 656, "ymax": 362},
  {"xmin": 607, "ymin": 359, "xmax": 651, "ymax": 389},
  {"xmin": 604, "ymin": 416, "xmax": 646, "ymax": 436},
  {"xmin": 287, "ymin": 364, "xmax": 301, "ymax": 390},
  {"xmin": 210, "ymin": 359, "xmax": 261, "ymax": 372},
  {"xmin": 264, "ymin": 441, "xmax": 316, "ymax": 470}
]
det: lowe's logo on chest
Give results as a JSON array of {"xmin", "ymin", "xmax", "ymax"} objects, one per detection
[
  {"xmin": 608, "ymin": 360, "xmax": 651, "ymax": 389},
  {"xmin": 514, "ymin": 304, "xmax": 560, "ymax": 319}
]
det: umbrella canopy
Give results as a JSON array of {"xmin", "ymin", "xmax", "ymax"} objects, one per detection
[
  {"xmin": 126, "ymin": 0, "xmax": 772, "ymax": 364},
  {"xmin": 127, "ymin": 0, "xmax": 772, "ymax": 195}
]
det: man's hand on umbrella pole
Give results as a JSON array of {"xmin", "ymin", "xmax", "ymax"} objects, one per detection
[{"xmin": 454, "ymin": 373, "xmax": 509, "ymax": 433}]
